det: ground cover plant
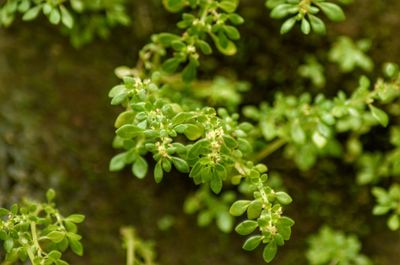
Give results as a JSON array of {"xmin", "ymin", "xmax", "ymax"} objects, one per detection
[{"xmin": 0, "ymin": 0, "xmax": 399, "ymax": 264}]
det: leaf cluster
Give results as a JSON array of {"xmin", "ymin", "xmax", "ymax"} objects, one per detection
[
  {"xmin": 266, "ymin": 0, "xmax": 347, "ymax": 35},
  {"xmin": 0, "ymin": 190, "xmax": 85, "ymax": 265},
  {"xmin": 0, "ymin": 0, "xmax": 130, "ymax": 47}
]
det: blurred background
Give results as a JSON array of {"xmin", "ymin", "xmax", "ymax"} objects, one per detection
[{"xmin": 0, "ymin": 0, "xmax": 399, "ymax": 264}]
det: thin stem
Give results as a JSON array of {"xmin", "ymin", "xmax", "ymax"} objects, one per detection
[
  {"xmin": 31, "ymin": 222, "xmax": 43, "ymax": 257},
  {"xmin": 123, "ymin": 229, "xmax": 135, "ymax": 265},
  {"xmin": 254, "ymin": 138, "xmax": 287, "ymax": 162},
  {"xmin": 127, "ymin": 237, "xmax": 135, "ymax": 265},
  {"xmin": 26, "ymin": 247, "xmax": 36, "ymax": 264}
]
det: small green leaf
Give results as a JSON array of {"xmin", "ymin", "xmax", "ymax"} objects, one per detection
[
  {"xmin": 219, "ymin": 1, "xmax": 238, "ymax": 13},
  {"xmin": 312, "ymin": 131, "xmax": 327, "ymax": 148},
  {"xmin": 48, "ymin": 250, "xmax": 62, "ymax": 260},
  {"xmin": 22, "ymin": 5, "xmax": 41, "ymax": 21},
  {"xmin": 309, "ymin": 14, "xmax": 326, "ymax": 35},
  {"xmin": 243, "ymin": 235, "xmax": 262, "ymax": 251},
  {"xmin": 183, "ymin": 124, "xmax": 204, "ymax": 140},
  {"xmin": 55, "ymin": 259, "xmax": 69, "ymax": 265},
  {"xmin": 47, "ymin": 231, "xmax": 65, "ymax": 243},
  {"xmin": 229, "ymin": 200, "xmax": 251, "ymax": 216},
  {"xmin": 211, "ymin": 33, "xmax": 237, "ymax": 56},
  {"xmin": 111, "ymin": 92, "xmax": 128, "ymax": 105},
  {"xmin": 182, "ymin": 59, "xmax": 198, "ymax": 83},
  {"xmin": 66, "ymin": 214, "xmax": 85, "ymax": 223},
  {"xmin": 280, "ymin": 17, "xmax": 297, "ymax": 34},
  {"xmin": 157, "ymin": 33, "xmax": 181, "ymax": 46},
  {"xmin": 279, "ymin": 216, "xmax": 295, "ymax": 226},
  {"xmin": 270, "ymin": 4, "xmax": 292, "ymax": 19},
  {"xmin": 210, "ymin": 175, "xmax": 223, "ymax": 194},
  {"xmin": 162, "ymin": 0, "xmax": 185, "ymax": 12},
  {"xmin": 69, "ymin": 239, "xmax": 83, "ymax": 256},
  {"xmin": 291, "ymin": 123, "xmax": 306, "ymax": 144},
  {"xmin": 372, "ymin": 205, "xmax": 390, "ymax": 215},
  {"xmin": 216, "ymin": 211, "xmax": 233, "ymax": 233},
  {"xmin": 318, "ymin": 2, "xmax": 345, "ymax": 22},
  {"xmin": 224, "ymin": 25, "xmax": 240, "ymax": 40},
  {"xmin": 263, "ymin": 241, "xmax": 278, "ymax": 263},
  {"xmin": 369, "ymin": 105, "xmax": 389, "ymax": 127},
  {"xmin": 383, "ymin": 63, "xmax": 399, "ymax": 78},
  {"xmin": 46, "ymin": 189, "xmax": 56, "ymax": 202},
  {"xmin": 275, "ymin": 191, "xmax": 292, "ymax": 205},
  {"xmin": 247, "ymin": 200, "xmax": 263, "ymax": 219},
  {"xmin": 114, "ymin": 111, "xmax": 135, "ymax": 128},
  {"xmin": 108, "ymin": 85, "xmax": 126, "ymax": 98},
  {"xmin": 65, "ymin": 221, "xmax": 78, "ymax": 233},
  {"xmin": 388, "ymin": 214, "xmax": 400, "ymax": 231},
  {"xmin": 116, "ymin": 125, "xmax": 143, "ymax": 139},
  {"xmin": 133, "ymin": 156, "xmax": 148, "ymax": 179},
  {"xmin": 197, "ymin": 211, "xmax": 212, "ymax": 226},
  {"xmin": 162, "ymin": 58, "xmax": 181, "ymax": 73},
  {"xmin": 196, "ymin": 40, "xmax": 212, "ymax": 55},
  {"xmin": 235, "ymin": 220, "xmax": 258, "ymax": 235},
  {"xmin": 4, "ymin": 238, "xmax": 13, "ymax": 253},
  {"xmin": 109, "ymin": 153, "xmax": 126, "ymax": 171},
  {"xmin": 10, "ymin": 204, "xmax": 18, "ymax": 214},
  {"xmin": 67, "ymin": 232, "xmax": 82, "ymax": 241},
  {"xmin": 49, "ymin": 8, "xmax": 61, "ymax": 24},
  {"xmin": 228, "ymin": 13, "xmax": 244, "ymax": 24},
  {"xmin": 0, "ymin": 208, "xmax": 9, "ymax": 217},
  {"xmin": 301, "ymin": 18, "xmax": 311, "ymax": 35},
  {"xmin": 60, "ymin": 5, "xmax": 74, "ymax": 28},
  {"xmin": 71, "ymin": 0, "xmax": 84, "ymax": 11},
  {"xmin": 18, "ymin": 0, "xmax": 31, "ymax": 13},
  {"xmin": 42, "ymin": 3, "xmax": 52, "ymax": 14},
  {"xmin": 154, "ymin": 161, "xmax": 164, "ymax": 183},
  {"xmin": 277, "ymin": 222, "xmax": 292, "ymax": 240},
  {"xmin": 171, "ymin": 157, "xmax": 189, "ymax": 173},
  {"xmin": 172, "ymin": 112, "xmax": 195, "ymax": 125}
]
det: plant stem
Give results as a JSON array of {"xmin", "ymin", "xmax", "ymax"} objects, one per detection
[
  {"xmin": 123, "ymin": 228, "xmax": 135, "ymax": 265},
  {"xmin": 255, "ymin": 138, "xmax": 287, "ymax": 162},
  {"xmin": 26, "ymin": 247, "xmax": 36, "ymax": 264},
  {"xmin": 31, "ymin": 222, "xmax": 43, "ymax": 256}
]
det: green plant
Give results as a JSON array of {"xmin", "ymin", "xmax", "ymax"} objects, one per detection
[
  {"xmin": 109, "ymin": 1, "xmax": 297, "ymax": 262},
  {"xmin": 306, "ymin": 226, "xmax": 372, "ymax": 265},
  {"xmin": 329, "ymin": 36, "xmax": 373, "ymax": 73},
  {"xmin": 0, "ymin": 0, "xmax": 130, "ymax": 46},
  {"xmin": 107, "ymin": 0, "xmax": 400, "ymax": 263},
  {"xmin": 372, "ymin": 184, "xmax": 400, "ymax": 231},
  {"xmin": 120, "ymin": 227, "xmax": 157, "ymax": 265},
  {"xmin": 0, "ymin": 190, "xmax": 85, "ymax": 265},
  {"xmin": 265, "ymin": 0, "xmax": 349, "ymax": 34},
  {"xmin": 1, "ymin": 0, "xmax": 400, "ymax": 264}
]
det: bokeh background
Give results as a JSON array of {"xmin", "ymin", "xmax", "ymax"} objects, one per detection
[{"xmin": 1, "ymin": 0, "xmax": 399, "ymax": 264}]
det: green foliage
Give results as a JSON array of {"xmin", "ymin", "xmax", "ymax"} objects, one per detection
[
  {"xmin": 307, "ymin": 226, "xmax": 372, "ymax": 265},
  {"xmin": 265, "ymin": 0, "xmax": 347, "ymax": 35},
  {"xmin": 244, "ymin": 74, "xmax": 400, "ymax": 170},
  {"xmin": 0, "ymin": 0, "xmax": 130, "ymax": 46},
  {"xmin": 184, "ymin": 186, "xmax": 235, "ymax": 233},
  {"xmin": 372, "ymin": 184, "xmax": 400, "ymax": 231},
  {"xmin": 109, "ymin": 1, "xmax": 295, "ymax": 262},
  {"xmin": 106, "ymin": 0, "xmax": 400, "ymax": 263},
  {"xmin": 298, "ymin": 55, "xmax": 326, "ymax": 88},
  {"xmin": 3, "ymin": 0, "xmax": 400, "ymax": 264},
  {"xmin": 0, "ymin": 190, "xmax": 85, "ymax": 264},
  {"xmin": 120, "ymin": 227, "xmax": 157, "ymax": 265},
  {"xmin": 329, "ymin": 36, "xmax": 374, "ymax": 72}
]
